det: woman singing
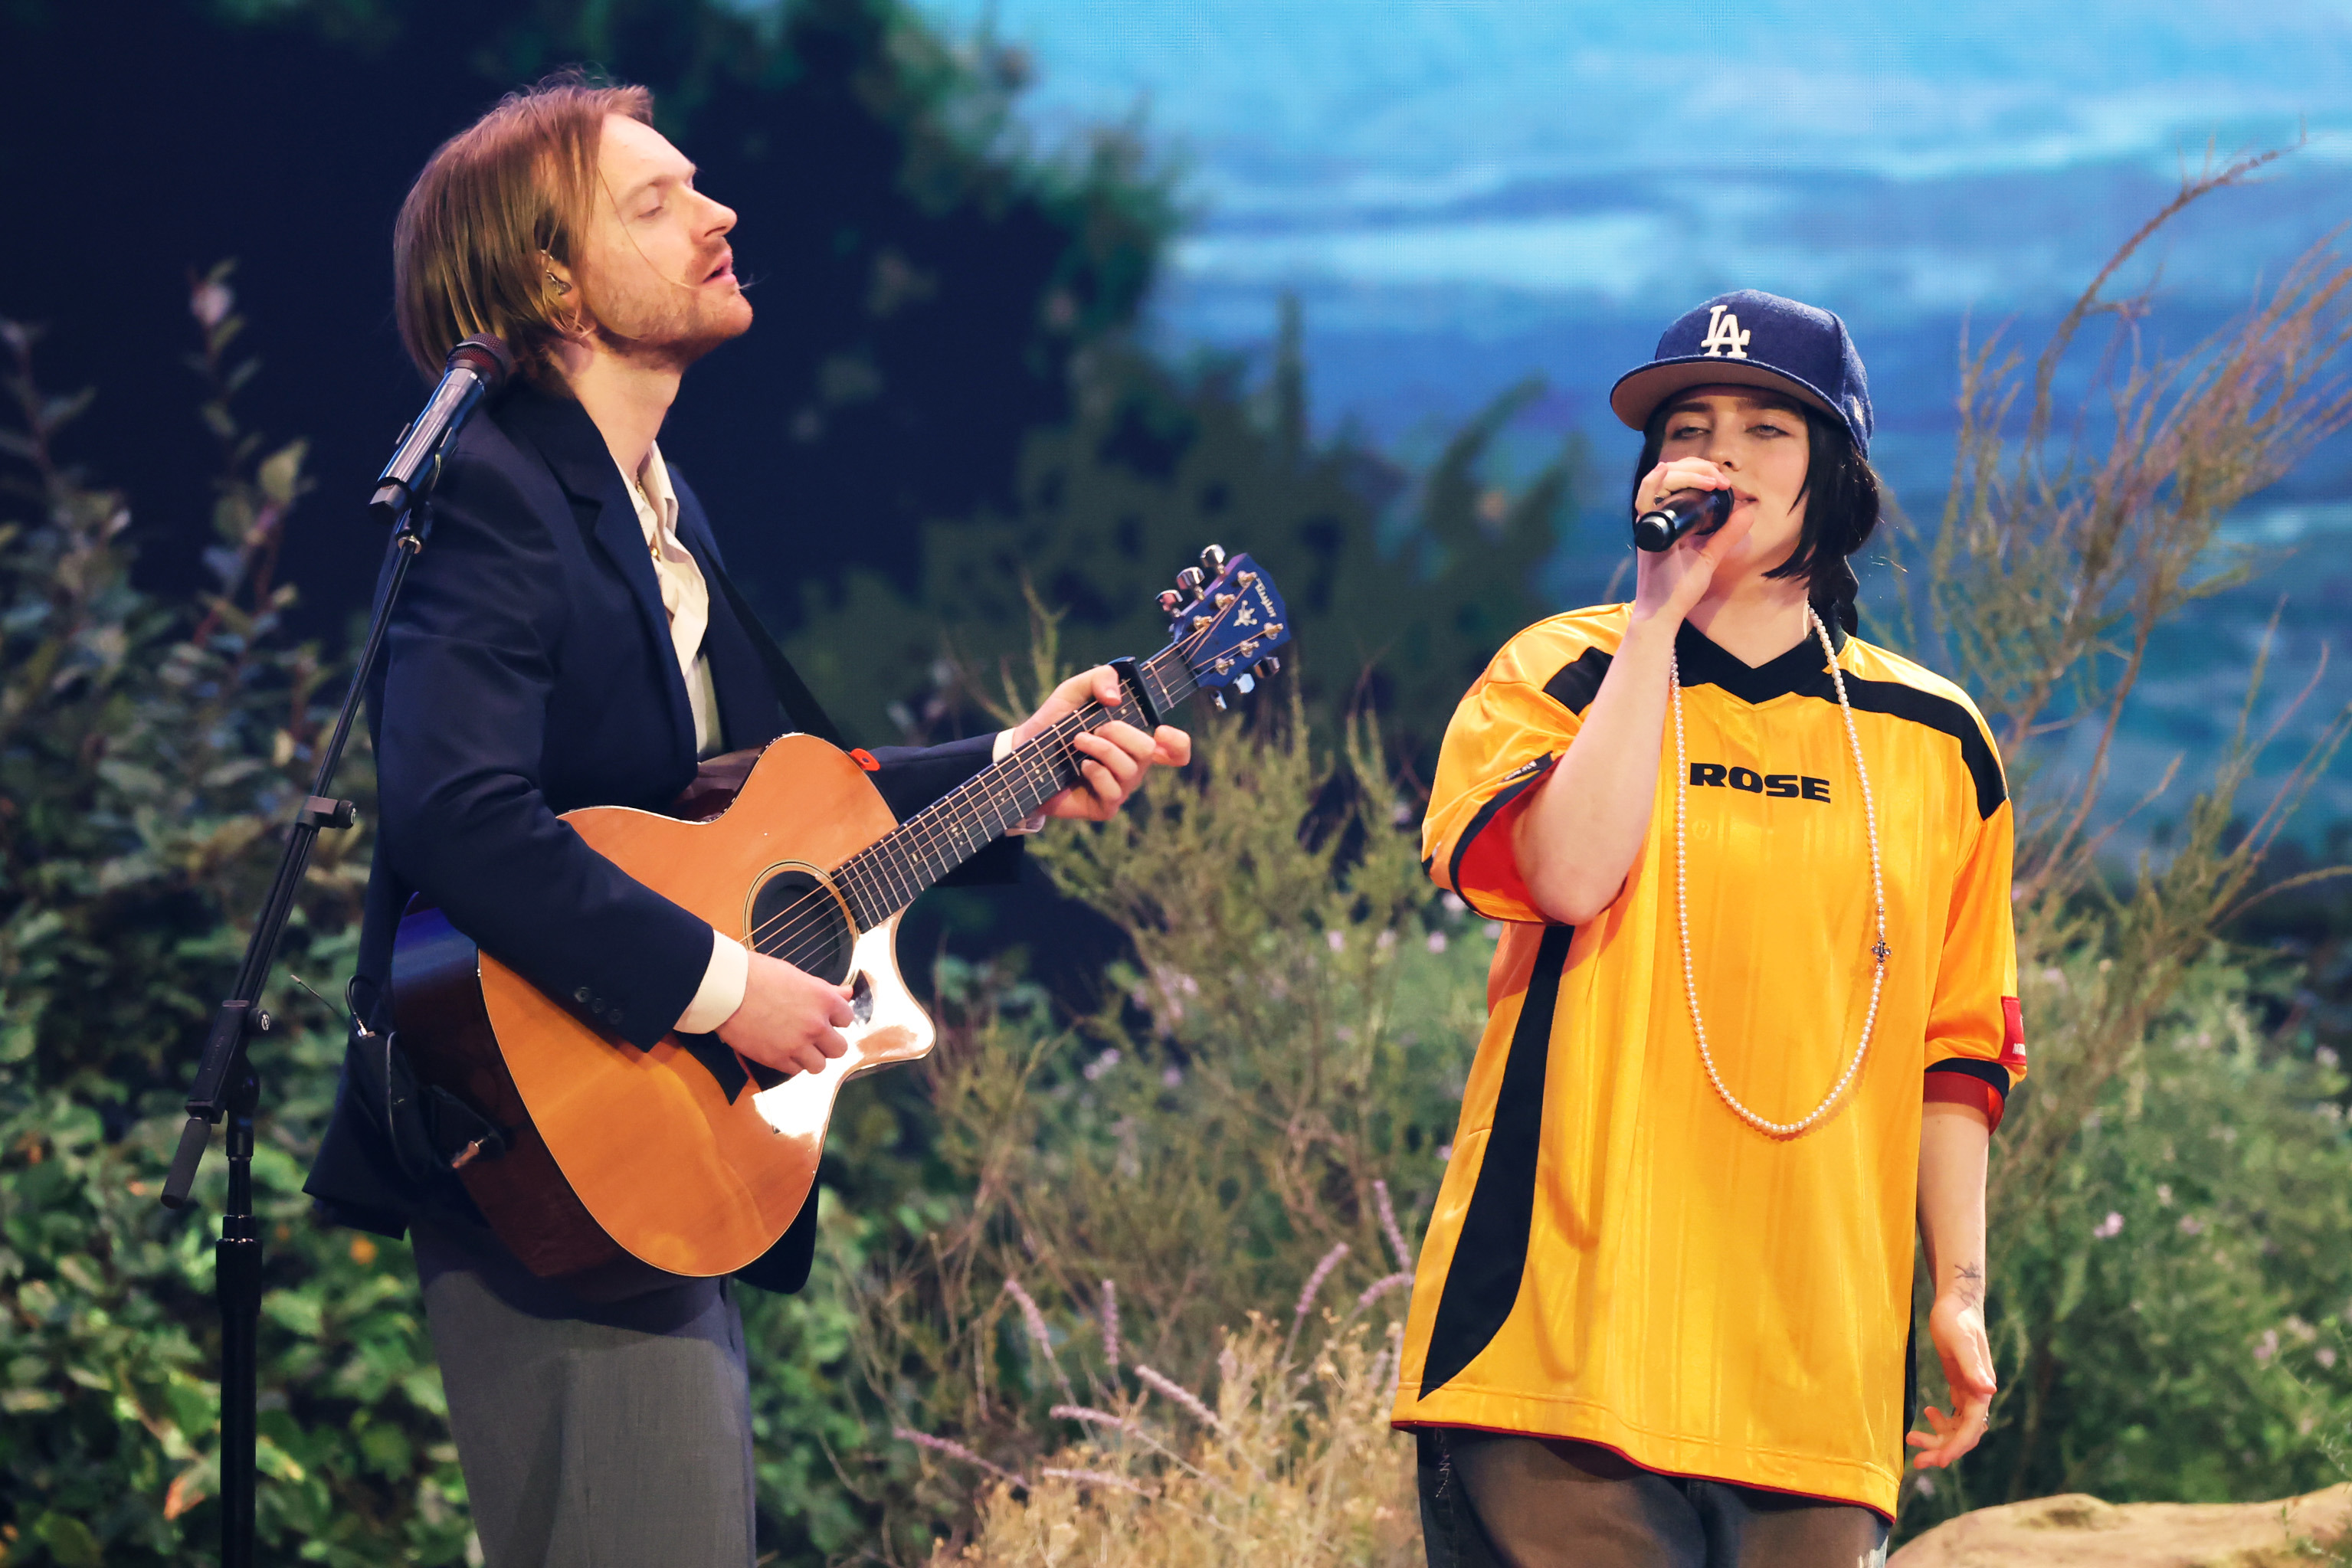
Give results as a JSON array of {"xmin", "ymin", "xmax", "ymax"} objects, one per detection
[{"xmin": 1394, "ymin": 291, "xmax": 2022, "ymax": 1567}]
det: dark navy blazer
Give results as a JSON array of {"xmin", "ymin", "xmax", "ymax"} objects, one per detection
[{"xmin": 304, "ymin": 385, "xmax": 1016, "ymax": 1289}]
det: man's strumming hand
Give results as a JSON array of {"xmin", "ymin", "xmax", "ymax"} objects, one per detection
[
  {"xmin": 1002, "ymin": 666, "xmax": 1191, "ymax": 823},
  {"xmin": 715, "ymin": 951, "xmax": 853, "ymax": 1078}
]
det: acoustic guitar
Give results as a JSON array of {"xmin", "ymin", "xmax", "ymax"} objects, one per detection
[{"xmin": 388, "ymin": 548, "xmax": 1288, "ymax": 1293}]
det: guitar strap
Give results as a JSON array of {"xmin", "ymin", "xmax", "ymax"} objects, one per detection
[{"xmin": 703, "ymin": 558, "xmax": 851, "ymax": 749}]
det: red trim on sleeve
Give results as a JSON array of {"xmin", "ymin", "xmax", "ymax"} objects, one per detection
[
  {"xmin": 1924, "ymin": 1070, "xmax": 2004, "ymax": 1132},
  {"xmin": 1999, "ymin": 996, "xmax": 2027, "ymax": 1072}
]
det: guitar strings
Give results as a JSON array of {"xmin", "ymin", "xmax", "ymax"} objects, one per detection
[
  {"xmin": 729, "ymin": 612, "xmax": 1230, "ymax": 967},
  {"xmin": 737, "ymin": 640, "xmax": 1201, "ymax": 963},
  {"xmin": 768, "ymin": 609, "xmax": 1220, "ymax": 945},
  {"xmin": 790, "ymin": 592, "xmax": 1234, "ymax": 935},
  {"xmin": 734, "ymin": 614, "xmax": 1221, "ymax": 964},
  {"xmin": 739, "ymin": 685, "xmax": 1150, "ymax": 965}
]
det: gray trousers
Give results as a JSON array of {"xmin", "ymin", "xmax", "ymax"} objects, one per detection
[
  {"xmin": 1418, "ymin": 1430, "xmax": 1888, "ymax": 1568},
  {"xmin": 413, "ymin": 1220, "xmax": 756, "ymax": 1568}
]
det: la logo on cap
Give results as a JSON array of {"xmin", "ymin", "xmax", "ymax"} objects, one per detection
[{"xmin": 1699, "ymin": 303, "xmax": 1751, "ymax": 359}]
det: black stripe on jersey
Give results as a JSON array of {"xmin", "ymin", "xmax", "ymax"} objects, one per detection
[
  {"xmin": 1419, "ymin": 921, "xmax": 1576, "ymax": 1399},
  {"xmin": 1822, "ymin": 675, "xmax": 2006, "ymax": 821},
  {"xmin": 1541, "ymin": 646, "xmax": 1613, "ymax": 715},
  {"xmin": 1672, "ymin": 622, "xmax": 1823, "ymax": 705},
  {"xmin": 1446, "ymin": 757, "xmax": 1554, "ymax": 918},
  {"xmin": 1669, "ymin": 622, "xmax": 2004, "ymax": 819},
  {"xmin": 1926, "ymin": 1056, "xmax": 2011, "ymax": 1110}
]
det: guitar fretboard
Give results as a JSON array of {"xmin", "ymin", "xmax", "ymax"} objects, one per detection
[{"xmin": 824, "ymin": 646, "xmax": 1201, "ymax": 931}]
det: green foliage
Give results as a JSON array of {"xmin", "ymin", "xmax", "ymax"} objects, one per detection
[
  {"xmin": 2, "ymin": 110, "xmax": 2348, "ymax": 1568},
  {"xmin": 0, "ymin": 267, "xmax": 361, "ymax": 1103},
  {"xmin": 785, "ymin": 301, "xmax": 1580, "ymax": 771},
  {"xmin": 1896, "ymin": 950, "xmax": 2352, "ymax": 1534},
  {"xmin": 0, "ymin": 277, "xmax": 456, "ymax": 1566},
  {"xmin": 1874, "ymin": 160, "xmax": 2352, "ymax": 1543},
  {"xmin": 795, "ymin": 709, "xmax": 1477, "ymax": 1560},
  {"xmin": 2, "ymin": 1062, "xmax": 469, "ymax": 1566}
]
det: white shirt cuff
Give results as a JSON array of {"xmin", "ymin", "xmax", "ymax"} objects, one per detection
[
  {"xmin": 676, "ymin": 927, "xmax": 750, "ymax": 1034},
  {"xmin": 989, "ymin": 728, "xmax": 1050, "ymax": 833}
]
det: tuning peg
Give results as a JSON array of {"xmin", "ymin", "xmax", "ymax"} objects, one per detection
[
  {"xmin": 1199, "ymin": 543, "xmax": 1227, "ymax": 575},
  {"xmin": 1253, "ymin": 656, "xmax": 1280, "ymax": 680},
  {"xmin": 1234, "ymin": 673, "xmax": 1256, "ymax": 696},
  {"xmin": 1207, "ymin": 689, "xmax": 1228, "ymax": 712},
  {"xmin": 1157, "ymin": 589, "xmax": 1184, "ymax": 614},
  {"xmin": 1175, "ymin": 566, "xmax": 1206, "ymax": 597}
]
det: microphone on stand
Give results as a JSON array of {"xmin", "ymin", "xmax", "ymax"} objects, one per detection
[
  {"xmin": 368, "ymin": 333, "xmax": 516, "ymax": 525},
  {"xmin": 1632, "ymin": 486, "xmax": 1733, "ymax": 552}
]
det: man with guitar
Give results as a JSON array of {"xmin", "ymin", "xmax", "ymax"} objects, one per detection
[{"xmin": 303, "ymin": 74, "xmax": 1188, "ymax": 1566}]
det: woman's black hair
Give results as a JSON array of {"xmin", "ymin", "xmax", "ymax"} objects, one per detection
[{"xmin": 1630, "ymin": 391, "xmax": 1880, "ymax": 633}]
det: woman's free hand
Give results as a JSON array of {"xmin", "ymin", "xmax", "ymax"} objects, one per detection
[
  {"xmin": 1906, "ymin": 1288, "xmax": 1997, "ymax": 1469},
  {"xmin": 1630, "ymin": 457, "xmax": 1754, "ymax": 627},
  {"xmin": 1006, "ymin": 666, "xmax": 1191, "ymax": 822}
]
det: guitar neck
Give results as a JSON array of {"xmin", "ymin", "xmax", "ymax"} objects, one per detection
[{"xmin": 828, "ymin": 646, "xmax": 1201, "ymax": 930}]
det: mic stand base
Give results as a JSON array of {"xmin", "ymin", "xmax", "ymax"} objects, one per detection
[{"xmin": 217, "ymin": 1067, "xmax": 260, "ymax": 1567}]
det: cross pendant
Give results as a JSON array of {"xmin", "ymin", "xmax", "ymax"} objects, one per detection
[{"xmin": 1871, "ymin": 937, "xmax": 1892, "ymax": 966}]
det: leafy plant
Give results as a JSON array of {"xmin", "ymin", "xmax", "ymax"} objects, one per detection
[
  {"xmin": 1881, "ymin": 153, "xmax": 2352, "ymax": 1539},
  {"xmin": 1, "ymin": 273, "xmax": 457, "ymax": 1567}
]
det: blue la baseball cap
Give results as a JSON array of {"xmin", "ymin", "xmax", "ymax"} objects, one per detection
[{"xmin": 1608, "ymin": 290, "xmax": 1873, "ymax": 456}]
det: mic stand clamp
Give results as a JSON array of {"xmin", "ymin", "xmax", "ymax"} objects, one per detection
[{"xmin": 159, "ymin": 496, "xmax": 434, "ymax": 1568}]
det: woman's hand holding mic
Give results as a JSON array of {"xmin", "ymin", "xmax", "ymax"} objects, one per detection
[{"xmin": 1630, "ymin": 459, "xmax": 1753, "ymax": 628}]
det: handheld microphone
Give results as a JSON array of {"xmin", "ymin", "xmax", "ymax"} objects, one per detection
[
  {"xmin": 369, "ymin": 334, "xmax": 516, "ymax": 525},
  {"xmin": 1632, "ymin": 486, "xmax": 1732, "ymax": 552}
]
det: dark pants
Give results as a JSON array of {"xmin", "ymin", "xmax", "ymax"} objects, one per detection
[
  {"xmin": 1417, "ymin": 1430, "xmax": 1888, "ymax": 1568},
  {"xmin": 412, "ymin": 1219, "xmax": 757, "ymax": 1568}
]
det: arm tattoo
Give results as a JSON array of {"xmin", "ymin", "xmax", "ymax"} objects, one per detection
[{"xmin": 1953, "ymin": 1262, "xmax": 1985, "ymax": 1308}]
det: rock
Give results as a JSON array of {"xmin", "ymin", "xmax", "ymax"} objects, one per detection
[{"xmin": 1891, "ymin": 1485, "xmax": 2351, "ymax": 1567}]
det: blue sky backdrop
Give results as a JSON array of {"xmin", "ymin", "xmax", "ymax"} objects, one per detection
[
  {"xmin": 912, "ymin": 0, "xmax": 2352, "ymax": 827},
  {"xmin": 920, "ymin": 0, "xmax": 2352, "ymax": 438}
]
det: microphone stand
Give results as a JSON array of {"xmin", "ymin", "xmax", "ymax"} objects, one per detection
[
  {"xmin": 158, "ymin": 490, "xmax": 434, "ymax": 1568},
  {"xmin": 160, "ymin": 331, "xmax": 505, "ymax": 1565}
]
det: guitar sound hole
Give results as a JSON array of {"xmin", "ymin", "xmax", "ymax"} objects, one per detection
[{"xmin": 748, "ymin": 869, "xmax": 853, "ymax": 984}]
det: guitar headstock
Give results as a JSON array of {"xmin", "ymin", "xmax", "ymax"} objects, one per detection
[{"xmin": 1157, "ymin": 544, "xmax": 1289, "ymax": 710}]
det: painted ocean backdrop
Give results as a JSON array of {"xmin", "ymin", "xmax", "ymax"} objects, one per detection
[{"xmin": 913, "ymin": 0, "xmax": 2352, "ymax": 833}]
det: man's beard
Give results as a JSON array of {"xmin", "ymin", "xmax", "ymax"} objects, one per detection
[{"xmin": 591, "ymin": 278, "xmax": 752, "ymax": 370}]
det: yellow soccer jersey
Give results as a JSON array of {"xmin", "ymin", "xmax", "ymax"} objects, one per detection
[{"xmin": 1392, "ymin": 604, "xmax": 2026, "ymax": 1519}]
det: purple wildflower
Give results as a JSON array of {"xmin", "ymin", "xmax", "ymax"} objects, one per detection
[
  {"xmin": 1285, "ymin": 1242, "xmax": 1351, "ymax": 1357},
  {"xmin": 1296, "ymin": 1242, "xmax": 1349, "ymax": 1324},
  {"xmin": 1004, "ymin": 1278, "xmax": 1076, "ymax": 1400},
  {"xmin": 190, "ymin": 278, "xmax": 234, "ymax": 331},
  {"xmin": 893, "ymin": 1427, "xmax": 1029, "ymax": 1490},
  {"xmin": 1134, "ymin": 1364, "xmax": 1220, "ymax": 1430},
  {"xmin": 1100, "ymin": 1279, "xmax": 1122, "ymax": 1377},
  {"xmin": 1373, "ymin": 1180, "xmax": 1411, "ymax": 1271}
]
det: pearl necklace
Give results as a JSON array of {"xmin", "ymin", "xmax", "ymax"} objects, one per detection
[{"xmin": 1669, "ymin": 607, "xmax": 1888, "ymax": 1138}]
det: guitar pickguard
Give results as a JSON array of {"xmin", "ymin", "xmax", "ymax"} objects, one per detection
[{"xmin": 749, "ymin": 918, "xmax": 934, "ymax": 1141}]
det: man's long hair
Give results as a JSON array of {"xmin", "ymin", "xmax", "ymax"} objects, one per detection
[{"xmin": 393, "ymin": 70, "xmax": 651, "ymax": 383}]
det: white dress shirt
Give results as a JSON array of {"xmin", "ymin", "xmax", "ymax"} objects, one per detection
[
  {"xmin": 618, "ymin": 446, "xmax": 1040, "ymax": 1038},
  {"xmin": 617, "ymin": 444, "xmax": 747, "ymax": 1034}
]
